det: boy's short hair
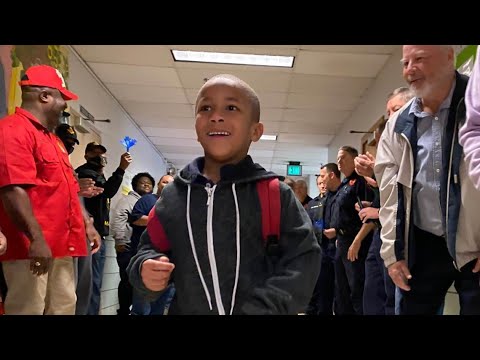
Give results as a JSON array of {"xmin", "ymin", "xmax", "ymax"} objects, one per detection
[{"xmin": 196, "ymin": 74, "xmax": 261, "ymax": 123}]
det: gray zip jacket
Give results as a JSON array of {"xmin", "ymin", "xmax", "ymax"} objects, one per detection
[
  {"xmin": 110, "ymin": 190, "xmax": 141, "ymax": 247},
  {"xmin": 127, "ymin": 156, "xmax": 321, "ymax": 315}
]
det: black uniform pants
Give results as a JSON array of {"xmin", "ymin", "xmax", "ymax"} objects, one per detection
[
  {"xmin": 400, "ymin": 226, "xmax": 480, "ymax": 315},
  {"xmin": 334, "ymin": 233, "xmax": 372, "ymax": 315}
]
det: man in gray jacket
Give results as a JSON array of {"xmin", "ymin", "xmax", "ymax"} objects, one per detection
[{"xmin": 110, "ymin": 172, "xmax": 155, "ymax": 315}]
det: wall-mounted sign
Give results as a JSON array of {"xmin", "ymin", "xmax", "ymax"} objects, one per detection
[{"xmin": 287, "ymin": 164, "xmax": 302, "ymax": 176}]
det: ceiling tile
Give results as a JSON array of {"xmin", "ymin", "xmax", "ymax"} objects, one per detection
[
  {"xmin": 89, "ymin": 62, "xmax": 182, "ymax": 87},
  {"xmin": 106, "ymin": 83, "xmax": 188, "ymax": 104},
  {"xmin": 141, "ymin": 127, "xmax": 196, "ymax": 139},
  {"xmin": 283, "ymin": 109, "xmax": 350, "ymax": 124},
  {"xmin": 299, "ymin": 45, "xmax": 398, "ymax": 54},
  {"xmin": 177, "ymin": 68, "xmax": 291, "ymax": 92},
  {"xmin": 290, "ymin": 74, "xmax": 373, "ymax": 96},
  {"xmin": 286, "ymin": 93, "xmax": 360, "ymax": 111},
  {"xmin": 279, "ymin": 121, "xmax": 339, "ymax": 135},
  {"xmin": 294, "ymin": 50, "xmax": 389, "ymax": 77},
  {"xmin": 124, "ymin": 101, "xmax": 193, "ymax": 118},
  {"xmin": 74, "ymin": 45, "xmax": 174, "ymax": 67},
  {"xmin": 135, "ymin": 117, "xmax": 194, "ymax": 128}
]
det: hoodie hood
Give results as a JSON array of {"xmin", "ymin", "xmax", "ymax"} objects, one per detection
[{"xmin": 177, "ymin": 155, "xmax": 282, "ymax": 185}]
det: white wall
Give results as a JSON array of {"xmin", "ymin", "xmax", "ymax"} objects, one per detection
[
  {"xmin": 67, "ymin": 50, "xmax": 167, "ymax": 315},
  {"xmin": 307, "ymin": 174, "xmax": 319, "ymax": 199},
  {"xmin": 328, "ymin": 46, "xmax": 405, "ymax": 161}
]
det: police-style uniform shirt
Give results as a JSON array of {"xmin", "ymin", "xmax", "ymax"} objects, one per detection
[
  {"xmin": 331, "ymin": 171, "xmax": 375, "ymax": 241},
  {"xmin": 306, "ymin": 195, "xmax": 327, "ymax": 242},
  {"xmin": 323, "ymin": 189, "xmax": 338, "ymax": 235},
  {"xmin": 0, "ymin": 107, "xmax": 87, "ymax": 261}
]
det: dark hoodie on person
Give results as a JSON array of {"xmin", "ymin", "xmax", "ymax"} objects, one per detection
[
  {"xmin": 127, "ymin": 156, "xmax": 321, "ymax": 315},
  {"xmin": 76, "ymin": 162, "xmax": 125, "ymax": 236}
]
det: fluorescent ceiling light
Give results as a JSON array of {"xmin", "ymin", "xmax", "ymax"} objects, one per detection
[
  {"xmin": 260, "ymin": 134, "xmax": 277, "ymax": 141},
  {"xmin": 171, "ymin": 50, "xmax": 294, "ymax": 68}
]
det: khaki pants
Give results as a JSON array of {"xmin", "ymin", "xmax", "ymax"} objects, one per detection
[{"xmin": 2, "ymin": 256, "xmax": 76, "ymax": 315}]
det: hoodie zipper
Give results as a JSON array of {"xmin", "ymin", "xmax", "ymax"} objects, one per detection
[
  {"xmin": 206, "ymin": 183, "xmax": 213, "ymax": 206},
  {"xmin": 204, "ymin": 183, "xmax": 226, "ymax": 314}
]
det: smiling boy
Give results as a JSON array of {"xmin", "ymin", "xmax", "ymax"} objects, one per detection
[{"xmin": 128, "ymin": 74, "xmax": 321, "ymax": 315}]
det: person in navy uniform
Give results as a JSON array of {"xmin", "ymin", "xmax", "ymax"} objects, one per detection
[
  {"xmin": 331, "ymin": 146, "xmax": 375, "ymax": 315},
  {"xmin": 306, "ymin": 163, "xmax": 342, "ymax": 315}
]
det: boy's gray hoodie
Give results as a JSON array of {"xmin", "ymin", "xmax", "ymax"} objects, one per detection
[{"xmin": 127, "ymin": 156, "xmax": 321, "ymax": 315}]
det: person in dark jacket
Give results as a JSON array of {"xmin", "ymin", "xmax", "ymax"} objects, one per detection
[
  {"xmin": 127, "ymin": 74, "xmax": 321, "ymax": 315},
  {"xmin": 331, "ymin": 146, "xmax": 375, "ymax": 315},
  {"xmin": 76, "ymin": 142, "xmax": 132, "ymax": 315},
  {"xmin": 305, "ymin": 168, "xmax": 333, "ymax": 315},
  {"xmin": 129, "ymin": 174, "xmax": 174, "ymax": 315}
]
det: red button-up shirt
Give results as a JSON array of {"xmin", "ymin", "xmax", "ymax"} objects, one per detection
[{"xmin": 0, "ymin": 107, "xmax": 87, "ymax": 261}]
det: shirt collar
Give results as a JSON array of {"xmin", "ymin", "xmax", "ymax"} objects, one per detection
[{"xmin": 15, "ymin": 107, "xmax": 48, "ymax": 129}]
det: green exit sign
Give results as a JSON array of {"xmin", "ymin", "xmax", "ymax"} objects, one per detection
[{"xmin": 287, "ymin": 164, "xmax": 302, "ymax": 176}]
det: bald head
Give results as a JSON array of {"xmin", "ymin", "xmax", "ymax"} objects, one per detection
[{"xmin": 196, "ymin": 74, "xmax": 260, "ymax": 123}]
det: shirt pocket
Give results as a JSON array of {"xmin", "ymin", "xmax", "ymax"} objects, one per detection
[
  {"xmin": 61, "ymin": 155, "xmax": 80, "ymax": 191},
  {"xmin": 36, "ymin": 142, "xmax": 62, "ymax": 183}
]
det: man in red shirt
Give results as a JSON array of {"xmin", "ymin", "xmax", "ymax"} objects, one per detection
[{"xmin": 0, "ymin": 65, "xmax": 100, "ymax": 315}]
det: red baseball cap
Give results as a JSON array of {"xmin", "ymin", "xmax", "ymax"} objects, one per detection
[{"xmin": 19, "ymin": 65, "xmax": 78, "ymax": 101}]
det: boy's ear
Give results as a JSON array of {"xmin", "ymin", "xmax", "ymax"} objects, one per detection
[{"xmin": 250, "ymin": 122, "xmax": 264, "ymax": 142}]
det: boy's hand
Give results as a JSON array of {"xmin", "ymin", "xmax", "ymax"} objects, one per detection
[{"xmin": 141, "ymin": 256, "xmax": 175, "ymax": 291}]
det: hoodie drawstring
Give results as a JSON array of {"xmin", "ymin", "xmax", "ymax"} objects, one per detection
[
  {"xmin": 230, "ymin": 182, "xmax": 241, "ymax": 315},
  {"xmin": 186, "ymin": 184, "xmax": 212, "ymax": 310},
  {"xmin": 186, "ymin": 183, "xmax": 241, "ymax": 315}
]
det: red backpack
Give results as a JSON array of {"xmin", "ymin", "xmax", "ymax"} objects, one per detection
[{"xmin": 147, "ymin": 178, "xmax": 281, "ymax": 256}]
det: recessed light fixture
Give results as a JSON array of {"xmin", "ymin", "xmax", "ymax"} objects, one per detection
[
  {"xmin": 171, "ymin": 50, "xmax": 294, "ymax": 68},
  {"xmin": 260, "ymin": 134, "xmax": 277, "ymax": 141}
]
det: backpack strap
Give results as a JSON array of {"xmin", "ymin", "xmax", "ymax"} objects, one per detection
[
  {"xmin": 147, "ymin": 206, "xmax": 171, "ymax": 253},
  {"xmin": 256, "ymin": 178, "xmax": 281, "ymax": 256}
]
